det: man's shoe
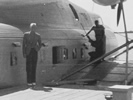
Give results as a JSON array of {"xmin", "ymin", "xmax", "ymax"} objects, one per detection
[
  {"xmin": 27, "ymin": 83, "xmax": 32, "ymax": 88},
  {"xmin": 28, "ymin": 83, "xmax": 32, "ymax": 86},
  {"xmin": 32, "ymin": 83, "xmax": 36, "ymax": 86},
  {"xmin": 31, "ymin": 83, "xmax": 36, "ymax": 90}
]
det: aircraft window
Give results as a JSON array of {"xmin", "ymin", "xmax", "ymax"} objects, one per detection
[
  {"xmin": 80, "ymin": 13, "xmax": 93, "ymax": 27},
  {"xmin": 86, "ymin": 14, "xmax": 93, "ymax": 27},
  {"xmin": 53, "ymin": 46, "xmax": 62, "ymax": 64},
  {"xmin": 72, "ymin": 48, "xmax": 77, "ymax": 59},
  {"xmin": 80, "ymin": 13, "xmax": 88, "ymax": 20},
  {"xmin": 52, "ymin": 46, "xmax": 68, "ymax": 64},
  {"xmin": 10, "ymin": 52, "xmax": 17, "ymax": 66},
  {"xmin": 80, "ymin": 48, "xmax": 84, "ymax": 58},
  {"xmin": 63, "ymin": 48, "xmax": 68, "ymax": 60},
  {"xmin": 69, "ymin": 4, "xmax": 79, "ymax": 21}
]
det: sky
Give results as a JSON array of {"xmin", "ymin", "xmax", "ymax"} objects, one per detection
[{"xmin": 69, "ymin": 0, "xmax": 133, "ymax": 32}]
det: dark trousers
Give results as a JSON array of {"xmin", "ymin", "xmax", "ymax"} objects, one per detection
[{"xmin": 26, "ymin": 48, "xmax": 38, "ymax": 84}]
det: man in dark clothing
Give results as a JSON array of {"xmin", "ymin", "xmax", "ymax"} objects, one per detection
[
  {"xmin": 86, "ymin": 20, "xmax": 106, "ymax": 62},
  {"xmin": 22, "ymin": 23, "xmax": 42, "ymax": 87}
]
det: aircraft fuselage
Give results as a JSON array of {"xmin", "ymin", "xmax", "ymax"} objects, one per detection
[{"xmin": 0, "ymin": 0, "xmax": 118, "ymax": 88}]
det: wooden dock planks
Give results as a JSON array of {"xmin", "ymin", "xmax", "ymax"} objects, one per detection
[{"xmin": 0, "ymin": 85, "xmax": 111, "ymax": 100}]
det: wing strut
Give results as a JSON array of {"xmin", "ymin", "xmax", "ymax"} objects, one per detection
[{"xmin": 119, "ymin": 0, "xmax": 129, "ymax": 85}]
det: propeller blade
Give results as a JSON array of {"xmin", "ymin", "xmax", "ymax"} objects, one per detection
[{"xmin": 117, "ymin": 2, "xmax": 122, "ymax": 26}]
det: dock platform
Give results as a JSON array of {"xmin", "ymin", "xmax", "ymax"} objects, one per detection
[
  {"xmin": 0, "ymin": 60, "xmax": 133, "ymax": 100},
  {"xmin": 0, "ymin": 85, "xmax": 111, "ymax": 100}
]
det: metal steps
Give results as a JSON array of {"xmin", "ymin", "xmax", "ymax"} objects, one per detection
[
  {"xmin": 85, "ymin": 61, "xmax": 133, "ymax": 85},
  {"xmin": 61, "ymin": 60, "xmax": 133, "ymax": 86}
]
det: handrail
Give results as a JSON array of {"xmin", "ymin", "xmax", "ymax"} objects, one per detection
[
  {"xmin": 58, "ymin": 40, "xmax": 133, "ymax": 82},
  {"xmin": 114, "ymin": 46, "xmax": 133, "ymax": 58}
]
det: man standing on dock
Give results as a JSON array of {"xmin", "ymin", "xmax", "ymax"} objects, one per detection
[{"xmin": 22, "ymin": 23, "xmax": 42, "ymax": 87}]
